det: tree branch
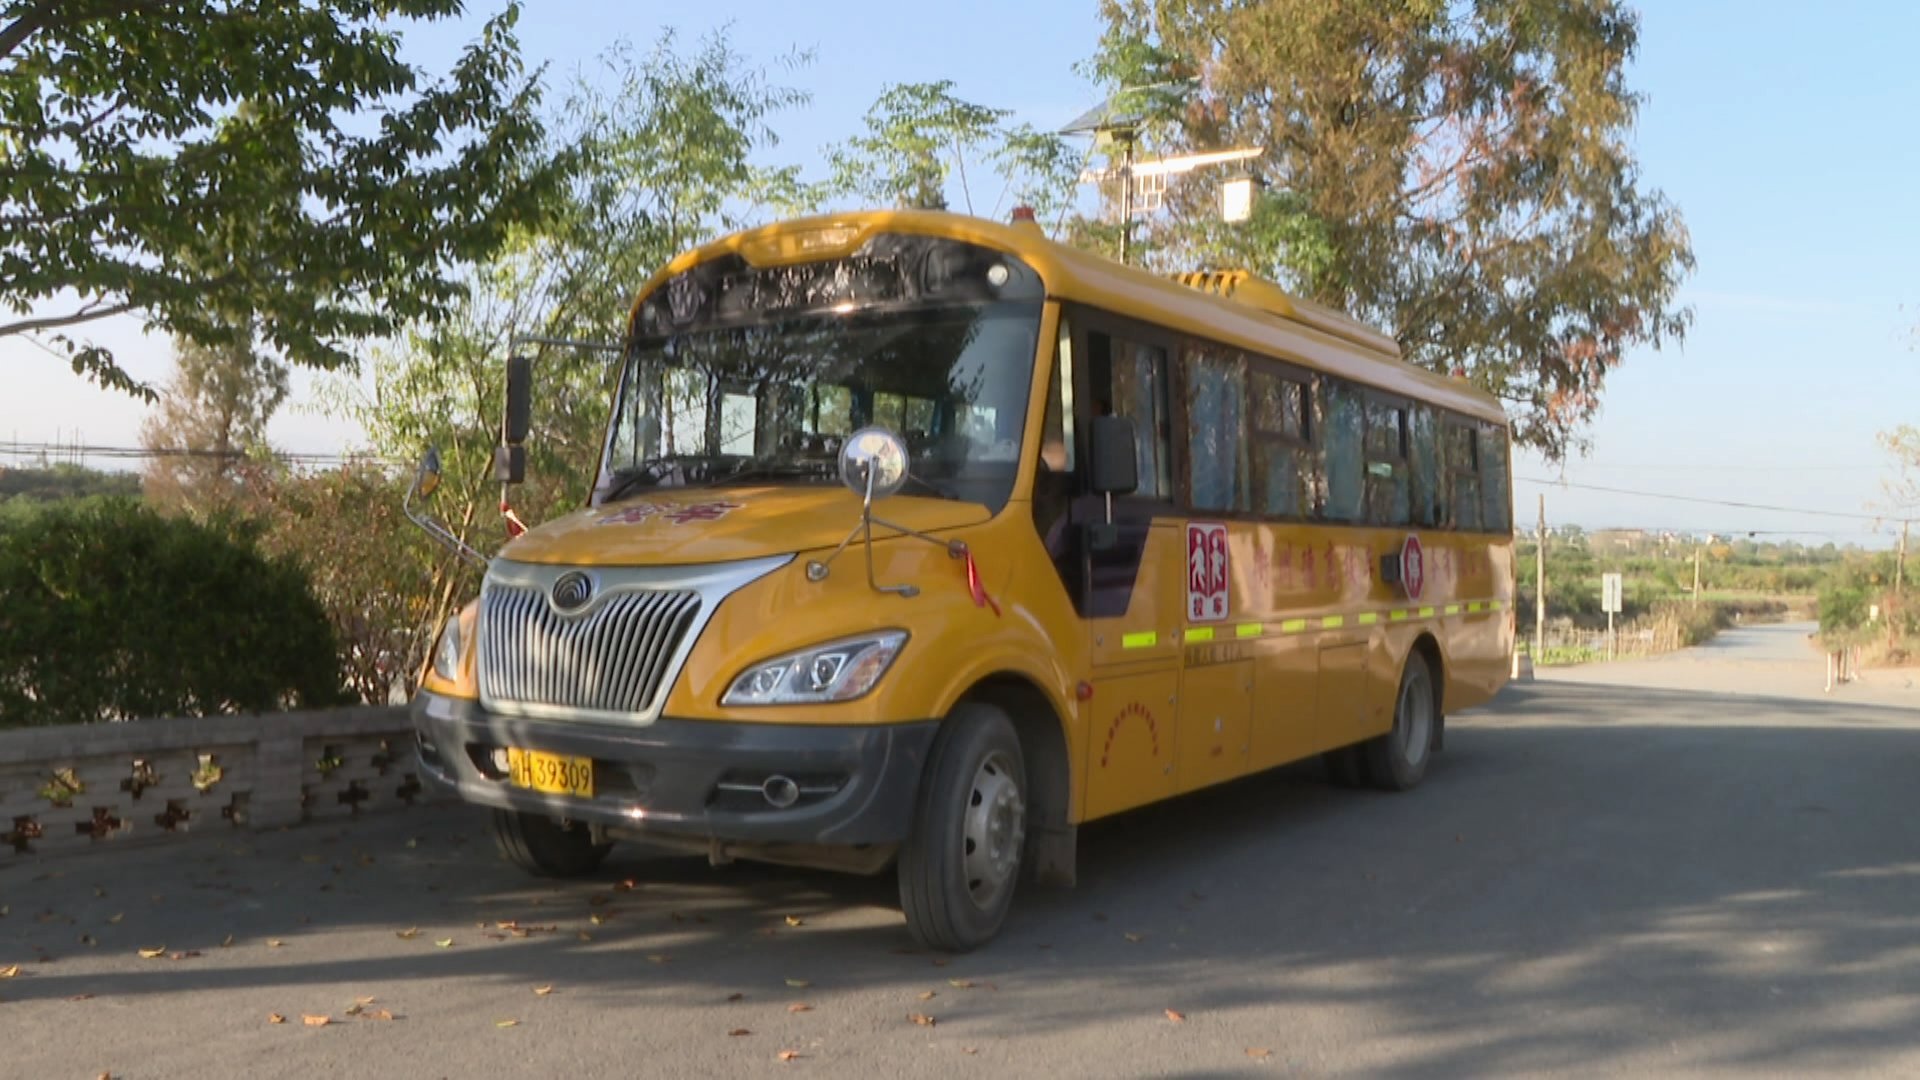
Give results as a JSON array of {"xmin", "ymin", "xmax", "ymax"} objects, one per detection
[{"xmin": 0, "ymin": 300, "xmax": 138, "ymax": 338}]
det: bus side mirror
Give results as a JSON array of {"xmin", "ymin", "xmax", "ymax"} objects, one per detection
[
  {"xmin": 503, "ymin": 353, "xmax": 532, "ymax": 446},
  {"xmin": 1088, "ymin": 415, "xmax": 1138, "ymax": 496}
]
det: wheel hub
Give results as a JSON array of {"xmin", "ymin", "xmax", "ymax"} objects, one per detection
[{"xmin": 962, "ymin": 751, "xmax": 1025, "ymax": 908}]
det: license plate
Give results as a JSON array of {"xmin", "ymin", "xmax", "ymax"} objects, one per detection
[{"xmin": 506, "ymin": 748, "xmax": 594, "ymax": 798}]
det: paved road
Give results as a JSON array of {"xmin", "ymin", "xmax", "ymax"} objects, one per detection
[{"xmin": 5, "ymin": 624, "xmax": 1919, "ymax": 1078}]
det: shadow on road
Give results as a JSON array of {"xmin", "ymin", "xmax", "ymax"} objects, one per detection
[{"xmin": 4, "ymin": 680, "xmax": 1918, "ymax": 1075}]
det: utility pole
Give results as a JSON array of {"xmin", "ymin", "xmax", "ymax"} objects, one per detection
[
  {"xmin": 1898, "ymin": 520, "xmax": 1909, "ymax": 594},
  {"xmin": 1692, "ymin": 543, "xmax": 1703, "ymax": 606},
  {"xmin": 1535, "ymin": 493, "xmax": 1546, "ymax": 659}
]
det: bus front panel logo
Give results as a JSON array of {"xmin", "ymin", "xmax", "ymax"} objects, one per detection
[{"xmin": 1187, "ymin": 522, "xmax": 1230, "ymax": 623}]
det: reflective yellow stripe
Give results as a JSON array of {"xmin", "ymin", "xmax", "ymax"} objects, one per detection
[
  {"xmin": 1489, "ymin": 599, "xmax": 1505, "ymax": 610},
  {"xmin": 1444, "ymin": 604, "xmax": 1461, "ymax": 615},
  {"xmin": 1280, "ymin": 618, "xmax": 1308, "ymax": 633},
  {"xmin": 1356, "ymin": 612, "xmax": 1378, "ymax": 626},
  {"xmin": 1121, "ymin": 631, "xmax": 1158, "ymax": 649},
  {"xmin": 1467, "ymin": 602, "xmax": 1484, "ymax": 613},
  {"xmin": 1321, "ymin": 615, "xmax": 1345, "ymax": 629},
  {"xmin": 1389, "ymin": 610, "xmax": 1409, "ymax": 622},
  {"xmin": 1419, "ymin": 606, "xmax": 1436, "ymax": 618},
  {"xmin": 1184, "ymin": 627, "xmax": 1215, "ymax": 643},
  {"xmin": 1236, "ymin": 623, "xmax": 1263, "ymax": 639}
]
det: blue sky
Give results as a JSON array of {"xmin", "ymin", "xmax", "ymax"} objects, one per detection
[{"xmin": 5, "ymin": 1, "xmax": 1917, "ymax": 545}]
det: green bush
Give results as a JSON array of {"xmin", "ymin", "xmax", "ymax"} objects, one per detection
[
  {"xmin": 1818, "ymin": 586, "xmax": 1869, "ymax": 643},
  {"xmin": 0, "ymin": 499, "xmax": 347, "ymax": 727}
]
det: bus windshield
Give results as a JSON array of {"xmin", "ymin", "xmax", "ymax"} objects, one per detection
[{"xmin": 601, "ymin": 234, "xmax": 1044, "ymax": 512}]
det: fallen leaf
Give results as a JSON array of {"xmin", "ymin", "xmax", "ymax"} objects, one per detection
[
  {"xmin": 0, "ymin": 965, "xmax": 17, "ymax": 978},
  {"xmin": 302, "ymin": 1014, "xmax": 331, "ymax": 1027},
  {"xmin": 220, "ymin": 934, "xmax": 235, "ymax": 948},
  {"xmin": 589, "ymin": 914, "xmax": 606, "ymax": 926},
  {"xmin": 93, "ymin": 887, "xmax": 105, "ymax": 898},
  {"xmin": 395, "ymin": 928, "xmax": 420, "ymax": 940},
  {"xmin": 344, "ymin": 1003, "xmax": 365, "ymax": 1017},
  {"xmin": 355, "ymin": 996, "xmax": 377, "ymax": 1006},
  {"xmin": 577, "ymin": 931, "xmax": 594, "ymax": 942},
  {"xmin": 918, "ymin": 991, "xmax": 937, "ymax": 1001},
  {"xmin": 1164, "ymin": 1008, "xmax": 1186, "ymax": 1023},
  {"xmin": 777, "ymin": 1050, "xmax": 802, "ymax": 1062},
  {"xmin": 909, "ymin": 1012, "xmax": 937, "ymax": 1027},
  {"xmin": 1246, "ymin": 1047, "xmax": 1273, "ymax": 1059},
  {"xmin": 617, "ymin": 878, "xmax": 640, "ymax": 891},
  {"xmin": 434, "ymin": 939, "xmax": 454, "ymax": 949},
  {"xmin": 405, "ymin": 838, "xmax": 419, "ymax": 849},
  {"xmin": 496, "ymin": 1019, "xmax": 519, "ymax": 1029},
  {"xmin": 728, "ymin": 1028, "xmax": 752, "ymax": 1037},
  {"xmin": 1123, "ymin": 932, "xmax": 1145, "ymax": 943},
  {"xmin": 268, "ymin": 939, "xmax": 285, "ymax": 948},
  {"xmin": 784, "ymin": 915, "xmax": 804, "ymax": 927},
  {"xmin": 268, "ymin": 1013, "xmax": 286, "ymax": 1025},
  {"xmin": 366, "ymin": 1009, "xmax": 396, "ymax": 1022},
  {"xmin": 787, "ymin": 1003, "xmax": 812, "ymax": 1013},
  {"xmin": 167, "ymin": 951, "xmax": 201, "ymax": 960},
  {"xmin": 647, "ymin": 954, "xmax": 670, "ymax": 965},
  {"xmin": 78, "ymin": 935, "xmax": 97, "ymax": 947},
  {"xmin": 107, "ymin": 913, "xmax": 124, "ymax": 925},
  {"xmin": 784, "ymin": 978, "xmax": 809, "ymax": 989},
  {"xmin": 726, "ymin": 992, "xmax": 745, "ymax": 1003},
  {"xmin": 947, "ymin": 979, "xmax": 974, "ymax": 989},
  {"xmin": 67, "ymin": 994, "xmax": 94, "ymax": 1002},
  {"xmin": 962, "ymin": 1047, "xmax": 979, "ymax": 1055},
  {"xmin": 534, "ymin": 985, "xmax": 554, "ymax": 996},
  {"xmin": 137, "ymin": 947, "xmax": 166, "ymax": 959}
]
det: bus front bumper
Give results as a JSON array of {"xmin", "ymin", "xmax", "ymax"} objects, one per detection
[{"xmin": 410, "ymin": 691, "xmax": 937, "ymax": 847}]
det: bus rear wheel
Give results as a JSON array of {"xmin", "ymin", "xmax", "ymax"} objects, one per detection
[
  {"xmin": 1363, "ymin": 652, "xmax": 1438, "ymax": 792},
  {"xmin": 490, "ymin": 809, "xmax": 613, "ymax": 878},
  {"xmin": 898, "ymin": 703, "xmax": 1027, "ymax": 952}
]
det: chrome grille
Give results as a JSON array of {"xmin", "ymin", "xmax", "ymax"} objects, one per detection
[{"xmin": 479, "ymin": 584, "xmax": 702, "ymax": 718}]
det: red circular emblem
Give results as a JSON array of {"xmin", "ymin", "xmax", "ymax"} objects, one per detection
[{"xmin": 1401, "ymin": 534, "xmax": 1425, "ymax": 601}]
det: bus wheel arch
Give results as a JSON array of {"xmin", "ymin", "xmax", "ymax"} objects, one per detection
[{"xmin": 958, "ymin": 675, "xmax": 1076, "ymax": 889}]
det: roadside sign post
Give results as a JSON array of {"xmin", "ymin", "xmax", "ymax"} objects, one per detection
[{"xmin": 1601, "ymin": 572, "xmax": 1623, "ymax": 660}]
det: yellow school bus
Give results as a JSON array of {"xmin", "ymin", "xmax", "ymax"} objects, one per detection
[{"xmin": 408, "ymin": 209, "xmax": 1514, "ymax": 951}]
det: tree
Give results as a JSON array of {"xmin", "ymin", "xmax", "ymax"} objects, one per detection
[
  {"xmin": 1088, "ymin": 0, "xmax": 1695, "ymax": 456},
  {"xmin": 828, "ymin": 82, "xmax": 1011, "ymax": 213},
  {"xmin": 1, "ymin": 1, "xmax": 557, "ymax": 395},
  {"xmin": 139, "ymin": 324, "xmax": 288, "ymax": 513},
  {"xmin": 1876, "ymin": 425, "xmax": 1920, "ymax": 519},
  {"xmin": 329, "ymin": 32, "xmax": 811, "ymax": 688}
]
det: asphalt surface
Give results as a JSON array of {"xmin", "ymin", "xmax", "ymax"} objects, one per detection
[{"xmin": 4, "ymin": 622, "xmax": 1918, "ymax": 1078}]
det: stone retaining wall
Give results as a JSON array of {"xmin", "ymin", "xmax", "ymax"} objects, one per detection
[{"xmin": 0, "ymin": 706, "xmax": 434, "ymax": 862}]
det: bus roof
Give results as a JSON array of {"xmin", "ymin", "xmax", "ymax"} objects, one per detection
[{"xmin": 630, "ymin": 210, "xmax": 1509, "ymax": 427}]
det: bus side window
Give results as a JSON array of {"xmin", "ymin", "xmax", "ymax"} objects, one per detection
[
  {"xmin": 1086, "ymin": 328, "xmax": 1172, "ymax": 501},
  {"xmin": 1480, "ymin": 422, "xmax": 1511, "ymax": 531},
  {"xmin": 1184, "ymin": 346, "xmax": 1249, "ymax": 513},
  {"xmin": 1410, "ymin": 405, "xmax": 1441, "ymax": 527},
  {"xmin": 1322, "ymin": 382, "xmax": 1364, "ymax": 522},
  {"xmin": 1443, "ymin": 423, "xmax": 1483, "ymax": 530}
]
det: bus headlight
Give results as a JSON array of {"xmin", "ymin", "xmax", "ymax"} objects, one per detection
[
  {"xmin": 722, "ymin": 631, "xmax": 908, "ymax": 706},
  {"xmin": 432, "ymin": 616, "xmax": 464, "ymax": 682}
]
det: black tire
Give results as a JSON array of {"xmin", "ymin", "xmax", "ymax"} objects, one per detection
[
  {"xmin": 490, "ymin": 809, "xmax": 613, "ymax": 878},
  {"xmin": 1362, "ymin": 651, "xmax": 1439, "ymax": 792},
  {"xmin": 1322, "ymin": 744, "xmax": 1371, "ymax": 788},
  {"xmin": 898, "ymin": 703, "xmax": 1027, "ymax": 952}
]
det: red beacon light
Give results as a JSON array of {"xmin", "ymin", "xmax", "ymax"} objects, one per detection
[{"xmin": 1010, "ymin": 205, "xmax": 1041, "ymax": 232}]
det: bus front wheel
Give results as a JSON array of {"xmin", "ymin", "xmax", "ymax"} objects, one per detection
[
  {"xmin": 1363, "ymin": 652, "xmax": 1438, "ymax": 792},
  {"xmin": 490, "ymin": 809, "xmax": 613, "ymax": 878},
  {"xmin": 898, "ymin": 703, "xmax": 1028, "ymax": 952}
]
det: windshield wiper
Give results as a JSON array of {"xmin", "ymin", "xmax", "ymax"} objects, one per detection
[{"xmin": 602, "ymin": 455, "xmax": 734, "ymax": 502}]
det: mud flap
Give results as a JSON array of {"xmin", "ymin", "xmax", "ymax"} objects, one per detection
[{"xmin": 1029, "ymin": 822, "xmax": 1077, "ymax": 888}]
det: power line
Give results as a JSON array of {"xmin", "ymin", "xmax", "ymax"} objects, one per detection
[
  {"xmin": 0, "ymin": 440, "xmax": 393, "ymax": 467},
  {"xmin": 1515, "ymin": 475, "xmax": 1900, "ymax": 524}
]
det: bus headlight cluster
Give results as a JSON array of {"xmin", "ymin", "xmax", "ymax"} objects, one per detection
[
  {"xmin": 723, "ymin": 631, "xmax": 908, "ymax": 706},
  {"xmin": 432, "ymin": 615, "xmax": 464, "ymax": 682}
]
